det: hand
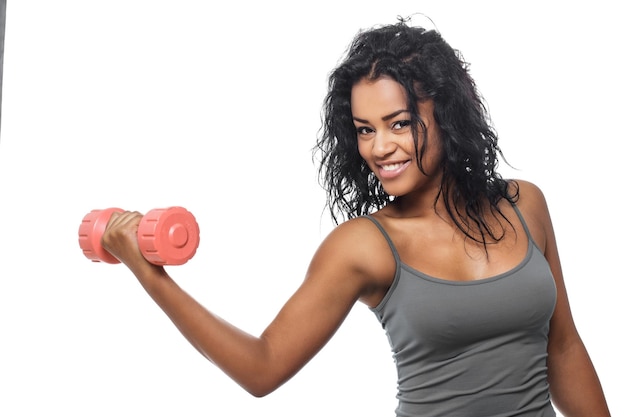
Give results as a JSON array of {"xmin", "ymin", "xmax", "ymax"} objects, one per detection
[{"xmin": 101, "ymin": 211, "xmax": 160, "ymax": 274}]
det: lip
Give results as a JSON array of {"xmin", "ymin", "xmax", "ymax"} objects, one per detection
[{"xmin": 377, "ymin": 160, "xmax": 411, "ymax": 180}]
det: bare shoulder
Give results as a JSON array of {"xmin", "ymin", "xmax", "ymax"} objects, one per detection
[
  {"xmin": 511, "ymin": 179, "xmax": 551, "ymax": 214},
  {"xmin": 310, "ymin": 216, "xmax": 396, "ymax": 307},
  {"xmin": 318, "ymin": 216, "xmax": 395, "ymax": 276},
  {"xmin": 510, "ymin": 179, "xmax": 547, "ymax": 205},
  {"xmin": 509, "ymin": 179, "xmax": 553, "ymax": 251}
]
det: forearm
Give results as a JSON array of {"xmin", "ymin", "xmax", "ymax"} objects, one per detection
[
  {"xmin": 130, "ymin": 265, "xmax": 278, "ymax": 396},
  {"xmin": 548, "ymin": 340, "xmax": 611, "ymax": 417},
  {"xmin": 100, "ymin": 212, "xmax": 364, "ymax": 398}
]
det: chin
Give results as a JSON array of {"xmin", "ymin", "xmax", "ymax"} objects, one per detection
[{"xmin": 380, "ymin": 186, "xmax": 405, "ymax": 198}]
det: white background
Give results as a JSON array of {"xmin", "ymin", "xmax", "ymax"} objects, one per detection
[{"xmin": 0, "ymin": 1, "xmax": 622, "ymax": 416}]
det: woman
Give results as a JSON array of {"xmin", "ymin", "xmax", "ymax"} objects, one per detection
[{"xmin": 102, "ymin": 20, "xmax": 611, "ymax": 416}]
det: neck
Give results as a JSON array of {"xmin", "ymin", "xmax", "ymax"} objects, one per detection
[{"xmin": 387, "ymin": 184, "xmax": 446, "ymax": 218}]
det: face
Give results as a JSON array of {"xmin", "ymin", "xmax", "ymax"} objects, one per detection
[{"xmin": 351, "ymin": 76, "xmax": 442, "ymax": 198}]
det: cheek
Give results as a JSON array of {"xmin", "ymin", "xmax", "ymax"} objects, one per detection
[
  {"xmin": 421, "ymin": 139, "xmax": 444, "ymax": 172},
  {"xmin": 404, "ymin": 135, "xmax": 418, "ymax": 153},
  {"xmin": 357, "ymin": 141, "xmax": 378, "ymax": 174}
]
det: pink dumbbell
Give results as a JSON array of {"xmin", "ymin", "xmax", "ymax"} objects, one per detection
[{"xmin": 78, "ymin": 207, "xmax": 200, "ymax": 265}]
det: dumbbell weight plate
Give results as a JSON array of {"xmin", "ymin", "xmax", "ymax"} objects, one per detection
[
  {"xmin": 78, "ymin": 208, "xmax": 124, "ymax": 264},
  {"xmin": 137, "ymin": 207, "xmax": 200, "ymax": 265}
]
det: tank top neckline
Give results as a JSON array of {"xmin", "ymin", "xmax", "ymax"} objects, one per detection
[{"xmin": 364, "ymin": 203, "xmax": 539, "ymax": 287}]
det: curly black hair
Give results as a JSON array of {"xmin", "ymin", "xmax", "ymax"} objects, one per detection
[{"xmin": 314, "ymin": 21, "xmax": 518, "ymax": 247}]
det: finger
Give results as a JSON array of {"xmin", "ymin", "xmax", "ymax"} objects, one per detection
[{"xmin": 107, "ymin": 211, "xmax": 143, "ymax": 229}]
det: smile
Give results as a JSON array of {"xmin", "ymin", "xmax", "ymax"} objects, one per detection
[
  {"xmin": 377, "ymin": 161, "xmax": 410, "ymax": 179},
  {"xmin": 381, "ymin": 163, "xmax": 406, "ymax": 171}
]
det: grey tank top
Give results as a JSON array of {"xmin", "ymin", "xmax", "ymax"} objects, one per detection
[{"xmin": 366, "ymin": 205, "xmax": 557, "ymax": 417}]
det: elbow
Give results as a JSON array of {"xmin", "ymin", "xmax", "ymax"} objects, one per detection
[
  {"xmin": 239, "ymin": 372, "xmax": 289, "ymax": 398},
  {"xmin": 243, "ymin": 379, "xmax": 283, "ymax": 398},
  {"xmin": 208, "ymin": 340, "xmax": 294, "ymax": 398},
  {"xmin": 247, "ymin": 388, "xmax": 273, "ymax": 398}
]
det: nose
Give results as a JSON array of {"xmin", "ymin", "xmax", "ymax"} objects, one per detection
[{"xmin": 371, "ymin": 130, "xmax": 397, "ymax": 158}]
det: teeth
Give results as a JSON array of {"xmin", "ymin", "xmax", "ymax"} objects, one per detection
[{"xmin": 381, "ymin": 163, "xmax": 404, "ymax": 171}]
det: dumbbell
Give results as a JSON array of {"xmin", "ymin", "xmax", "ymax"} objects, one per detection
[{"xmin": 78, "ymin": 207, "xmax": 200, "ymax": 266}]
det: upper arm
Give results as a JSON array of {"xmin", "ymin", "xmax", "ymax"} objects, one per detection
[
  {"xmin": 257, "ymin": 217, "xmax": 393, "ymax": 391},
  {"xmin": 514, "ymin": 185, "xmax": 611, "ymax": 415},
  {"xmin": 515, "ymin": 180, "xmax": 580, "ymax": 349}
]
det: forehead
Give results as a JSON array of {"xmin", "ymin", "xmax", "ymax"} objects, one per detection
[{"xmin": 350, "ymin": 77, "xmax": 408, "ymax": 118}]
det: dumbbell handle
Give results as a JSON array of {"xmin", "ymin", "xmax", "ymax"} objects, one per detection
[{"xmin": 78, "ymin": 207, "xmax": 200, "ymax": 266}]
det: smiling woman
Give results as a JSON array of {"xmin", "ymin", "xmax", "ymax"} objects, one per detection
[
  {"xmin": 352, "ymin": 79, "xmax": 441, "ymax": 197},
  {"xmin": 97, "ymin": 18, "xmax": 610, "ymax": 417},
  {"xmin": 0, "ymin": 2, "xmax": 621, "ymax": 417}
]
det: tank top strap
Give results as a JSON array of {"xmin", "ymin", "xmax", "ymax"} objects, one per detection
[
  {"xmin": 511, "ymin": 202, "xmax": 536, "ymax": 246},
  {"xmin": 363, "ymin": 215, "xmax": 401, "ymax": 264}
]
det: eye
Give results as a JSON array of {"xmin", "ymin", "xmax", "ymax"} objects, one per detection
[
  {"xmin": 391, "ymin": 120, "xmax": 411, "ymax": 130},
  {"xmin": 356, "ymin": 126, "xmax": 374, "ymax": 136}
]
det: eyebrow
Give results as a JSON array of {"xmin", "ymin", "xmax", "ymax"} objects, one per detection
[{"xmin": 353, "ymin": 109, "xmax": 410, "ymax": 124}]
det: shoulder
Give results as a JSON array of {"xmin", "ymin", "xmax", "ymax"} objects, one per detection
[
  {"xmin": 319, "ymin": 216, "xmax": 394, "ymax": 272},
  {"xmin": 310, "ymin": 216, "xmax": 396, "ymax": 306},
  {"xmin": 510, "ymin": 179, "xmax": 550, "ymax": 215},
  {"xmin": 512, "ymin": 178, "xmax": 545, "ymax": 199},
  {"xmin": 508, "ymin": 179, "xmax": 553, "ymax": 251}
]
